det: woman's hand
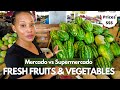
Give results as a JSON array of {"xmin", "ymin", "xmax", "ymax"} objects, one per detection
[
  {"xmin": 45, "ymin": 45, "xmax": 62, "ymax": 58},
  {"xmin": 45, "ymin": 51, "xmax": 53, "ymax": 58},
  {"xmin": 53, "ymin": 45, "xmax": 62, "ymax": 55}
]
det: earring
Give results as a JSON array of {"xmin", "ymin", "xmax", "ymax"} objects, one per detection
[{"xmin": 14, "ymin": 31, "xmax": 16, "ymax": 32}]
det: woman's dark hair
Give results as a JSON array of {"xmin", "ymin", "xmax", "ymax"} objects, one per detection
[
  {"xmin": 11, "ymin": 11, "xmax": 33, "ymax": 25},
  {"xmin": 37, "ymin": 18, "xmax": 41, "ymax": 21}
]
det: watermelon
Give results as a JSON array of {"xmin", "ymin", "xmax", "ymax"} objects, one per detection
[
  {"xmin": 102, "ymin": 28, "xmax": 110, "ymax": 36},
  {"xmin": 75, "ymin": 16, "xmax": 84, "ymax": 25},
  {"xmin": 78, "ymin": 41, "xmax": 85, "ymax": 50},
  {"xmin": 90, "ymin": 44, "xmax": 99, "ymax": 59},
  {"xmin": 74, "ymin": 41, "xmax": 80, "ymax": 58},
  {"xmin": 76, "ymin": 27, "xmax": 85, "ymax": 41},
  {"xmin": 104, "ymin": 39, "xmax": 110, "ymax": 49},
  {"xmin": 79, "ymin": 45, "xmax": 94, "ymax": 67},
  {"xmin": 52, "ymin": 40, "xmax": 67, "ymax": 59},
  {"xmin": 65, "ymin": 23, "xmax": 72, "ymax": 33},
  {"xmin": 105, "ymin": 34, "xmax": 114, "ymax": 43},
  {"xmin": 69, "ymin": 24, "xmax": 79, "ymax": 37},
  {"xmin": 59, "ymin": 22, "xmax": 68, "ymax": 31},
  {"xmin": 74, "ymin": 41, "xmax": 85, "ymax": 58},
  {"xmin": 91, "ymin": 43, "xmax": 98, "ymax": 49},
  {"xmin": 79, "ymin": 45, "xmax": 93, "ymax": 61},
  {"xmin": 57, "ymin": 30, "xmax": 69, "ymax": 42},
  {"xmin": 69, "ymin": 34, "xmax": 74, "ymax": 43},
  {"xmin": 93, "ymin": 24, "xmax": 103, "ymax": 35},
  {"xmin": 81, "ymin": 20, "xmax": 93, "ymax": 32},
  {"xmin": 64, "ymin": 40, "xmax": 74, "ymax": 59},
  {"xmin": 98, "ymin": 45, "xmax": 114, "ymax": 62},
  {"xmin": 95, "ymin": 57, "xmax": 112, "ymax": 73},
  {"xmin": 84, "ymin": 32, "xmax": 94, "ymax": 44},
  {"xmin": 110, "ymin": 41, "xmax": 120, "ymax": 57},
  {"xmin": 50, "ymin": 30, "xmax": 59, "ymax": 40}
]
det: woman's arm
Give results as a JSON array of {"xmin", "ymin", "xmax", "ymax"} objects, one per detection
[{"xmin": 45, "ymin": 45, "xmax": 62, "ymax": 58}]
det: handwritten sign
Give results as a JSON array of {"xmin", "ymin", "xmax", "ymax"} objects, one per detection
[{"xmin": 101, "ymin": 12, "xmax": 117, "ymax": 28}]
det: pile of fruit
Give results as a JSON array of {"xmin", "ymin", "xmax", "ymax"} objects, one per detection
[
  {"xmin": 50, "ymin": 17, "xmax": 120, "ymax": 79},
  {"xmin": 0, "ymin": 32, "xmax": 17, "ymax": 79},
  {"xmin": 0, "ymin": 33, "xmax": 17, "ymax": 65}
]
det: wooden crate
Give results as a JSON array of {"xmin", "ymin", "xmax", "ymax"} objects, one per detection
[
  {"xmin": 115, "ymin": 26, "xmax": 120, "ymax": 45},
  {"xmin": 108, "ymin": 24, "xmax": 120, "ymax": 45},
  {"xmin": 35, "ymin": 24, "xmax": 59, "ymax": 48},
  {"xmin": 109, "ymin": 25, "xmax": 119, "ymax": 38}
]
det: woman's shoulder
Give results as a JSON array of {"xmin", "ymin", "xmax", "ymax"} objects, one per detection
[
  {"xmin": 6, "ymin": 43, "xmax": 22, "ymax": 56},
  {"xmin": 5, "ymin": 43, "xmax": 24, "ymax": 67}
]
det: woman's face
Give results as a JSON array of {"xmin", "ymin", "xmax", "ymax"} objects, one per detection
[{"xmin": 12, "ymin": 12, "xmax": 36, "ymax": 42}]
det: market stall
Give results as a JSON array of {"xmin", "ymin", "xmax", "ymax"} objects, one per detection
[{"xmin": 0, "ymin": 11, "xmax": 120, "ymax": 79}]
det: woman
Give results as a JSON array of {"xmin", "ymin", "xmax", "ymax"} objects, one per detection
[{"xmin": 4, "ymin": 11, "xmax": 60, "ymax": 79}]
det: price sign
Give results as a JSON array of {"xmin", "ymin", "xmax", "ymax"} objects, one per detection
[{"xmin": 101, "ymin": 12, "xmax": 117, "ymax": 28}]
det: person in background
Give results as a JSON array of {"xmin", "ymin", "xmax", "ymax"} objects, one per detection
[
  {"xmin": 45, "ymin": 16, "xmax": 49, "ymax": 24},
  {"xmin": 36, "ymin": 16, "xmax": 41, "ymax": 24},
  {"xmin": 5, "ymin": 11, "xmax": 61, "ymax": 79}
]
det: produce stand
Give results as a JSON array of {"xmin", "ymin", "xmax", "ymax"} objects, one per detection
[
  {"xmin": 1, "ymin": 12, "xmax": 120, "ymax": 79},
  {"xmin": 0, "ymin": 26, "xmax": 17, "ymax": 79}
]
